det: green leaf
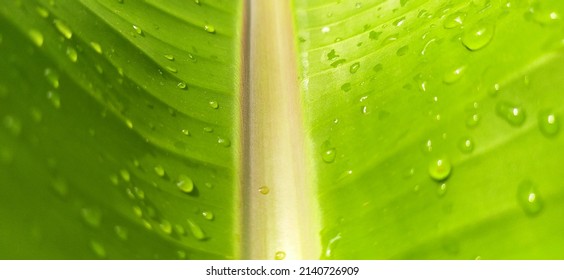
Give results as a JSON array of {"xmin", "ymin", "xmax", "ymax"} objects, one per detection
[{"xmin": 1, "ymin": 0, "xmax": 564, "ymax": 260}]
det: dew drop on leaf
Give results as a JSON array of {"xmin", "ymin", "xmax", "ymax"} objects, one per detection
[
  {"xmin": 44, "ymin": 68, "xmax": 59, "ymax": 89},
  {"xmin": 90, "ymin": 240, "xmax": 106, "ymax": 258},
  {"xmin": 341, "ymin": 83, "xmax": 352, "ymax": 92},
  {"xmin": 369, "ymin": 31, "xmax": 382, "ymax": 40},
  {"xmin": 160, "ymin": 220, "xmax": 172, "ymax": 234},
  {"xmin": 154, "ymin": 165, "xmax": 165, "ymax": 177},
  {"xmin": 187, "ymin": 219, "xmax": 207, "ymax": 240},
  {"xmin": 443, "ymin": 66, "xmax": 466, "ymax": 84},
  {"xmin": 114, "ymin": 225, "xmax": 128, "ymax": 240},
  {"xmin": 35, "ymin": 6, "xmax": 49, "ymax": 18},
  {"xmin": 177, "ymin": 174, "xmax": 194, "ymax": 193},
  {"xmin": 496, "ymin": 101, "xmax": 526, "ymax": 126},
  {"xmin": 517, "ymin": 180, "xmax": 543, "ymax": 216},
  {"xmin": 28, "ymin": 29, "xmax": 43, "ymax": 47},
  {"xmin": 396, "ymin": 45, "xmax": 409, "ymax": 56},
  {"xmin": 538, "ymin": 111, "xmax": 559, "ymax": 137},
  {"xmin": 51, "ymin": 177, "xmax": 68, "ymax": 197},
  {"xmin": 466, "ymin": 113, "xmax": 480, "ymax": 128},
  {"xmin": 209, "ymin": 100, "xmax": 219, "ymax": 109},
  {"xmin": 177, "ymin": 82, "xmax": 187, "ymax": 89},
  {"xmin": 204, "ymin": 24, "xmax": 215, "ymax": 33},
  {"xmin": 462, "ymin": 22, "xmax": 495, "ymax": 51},
  {"xmin": 458, "ymin": 137, "xmax": 474, "ymax": 153},
  {"xmin": 164, "ymin": 54, "xmax": 174, "ymax": 61},
  {"xmin": 258, "ymin": 186, "xmax": 270, "ymax": 195},
  {"xmin": 274, "ymin": 251, "xmax": 286, "ymax": 260},
  {"xmin": 428, "ymin": 157, "xmax": 452, "ymax": 181},
  {"xmin": 66, "ymin": 46, "xmax": 78, "ymax": 62},
  {"xmin": 443, "ymin": 12, "xmax": 466, "ymax": 29},
  {"xmin": 120, "ymin": 169, "xmax": 130, "ymax": 182},
  {"xmin": 201, "ymin": 210, "xmax": 214, "ymax": 221},
  {"xmin": 132, "ymin": 25, "xmax": 143, "ymax": 36},
  {"xmin": 322, "ymin": 148, "xmax": 336, "ymax": 163},
  {"xmin": 349, "ymin": 62, "xmax": 360, "ymax": 74},
  {"xmin": 46, "ymin": 90, "xmax": 61, "ymax": 109},
  {"xmin": 90, "ymin": 42, "xmax": 103, "ymax": 54},
  {"xmin": 53, "ymin": 19, "xmax": 72, "ymax": 39},
  {"xmin": 81, "ymin": 207, "xmax": 102, "ymax": 228},
  {"xmin": 437, "ymin": 183, "xmax": 447, "ymax": 197}
]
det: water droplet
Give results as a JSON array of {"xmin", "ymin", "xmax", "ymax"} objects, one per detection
[
  {"xmin": 349, "ymin": 62, "xmax": 360, "ymax": 74},
  {"xmin": 47, "ymin": 90, "xmax": 61, "ymax": 108},
  {"xmin": 443, "ymin": 66, "xmax": 466, "ymax": 84},
  {"xmin": 114, "ymin": 225, "xmax": 128, "ymax": 240},
  {"xmin": 437, "ymin": 183, "xmax": 447, "ymax": 197},
  {"xmin": 323, "ymin": 232, "xmax": 342, "ymax": 259},
  {"xmin": 275, "ymin": 251, "xmax": 286, "ymax": 260},
  {"xmin": 396, "ymin": 45, "xmax": 409, "ymax": 56},
  {"xmin": 36, "ymin": 6, "xmax": 49, "ymax": 18},
  {"xmin": 373, "ymin": 64, "xmax": 383, "ymax": 72},
  {"xmin": 51, "ymin": 177, "xmax": 68, "ymax": 197},
  {"xmin": 90, "ymin": 42, "xmax": 103, "ymax": 54},
  {"xmin": 133, "ymin": 206, "xmax": 143, "ymax": 217},
  {"xmin": 203, "ymin": 127, "xmax": 213, "ymax": 133},
  {"xmin": 133, "ymin": 187, "xmax": 144, "ymax": 200},
  {"xmin": 517, "ymin": 180, "xmax": 543, "ymax": 216},
  {"xmin": 428, "ymin": 157, "xmax": 452, "ymax": 181},
  {"xmin": 462, "ymin": 22, "xmax": 495, "ymax": 51},
  {"xmin": 322, "ymin": 147, "xmax": 336, "ymax": 163},
  {"xmin": 259, "ymin": 186, "xmax": 270, "ymax": 195},
  {"xmin": 187, "ymin": 219, "xmax": 206, "ymax": 240},
  {"xmin": 458, "ymin": 137, "xmax": 474, "ymax": 153},
  {"xmin": 53, "ymin": 19, "xmax": 72, "ymax": 39},
  {"xmin": 341, "ymin": 83, "xmax": 352, "ymax": 92},
  {"xmin": 166, "ymin": 66, "xmax": 177, "ymax": 73},
  {"xmin": 321, "ymin": 26, "xmax": 330, "ymax": 33},
  {"xmin": 177, "ymin": 250, "xmax": 187, "ymax": 259},
  {"xmin": 81, "ymin": 208, "xmax": 102, "ymax": 228},
  {"xmin": 120, "ymin": 169, "xmax": 130, "ymax": 182},
  {"xmin": 177, "ymin": 174, "xmax": 194, "ymax": 193},
  {"xmin": 496, "ymin": 101, "xmax": 526, "ymax": 126},
  {"xmin": 164, "ymin": 54, "xmax": 174, "ymax": 61},
  {"xmin": 209, "ymin": 100, "xmax": 219, "ymax": 109},
  {"xmin": 28, "ymin": 29, "xmax": 44, "ymax": 47},
  {"xmin": 174, "ymin": 224, "xmax": 186, "ymax": 235},
  {"xmin": 369, "ymin": 31, "xmax": 382, "ymax": 40},
  {"xmin": 466, "ymin": 113, "xmax": 480, "ymax": 128},
  {"xmin": 538, "ymin": 111, "xmax": 559, "ymax": 137},
  {"xmin": 181, "ymin": 129, "xmax": 190, "ymax": 136},
  {"xmin": 177, "ymin": 82, "xmax": 187, "ymax": 89},
  {"xmin": 443, "ymin": 12, "xmax": 466, "ymax": 29},
  {"xmin": 217, "ymin": 137, "xmax": 231, "ymax": 147},
  {"xmin": 125, "ymin": 119, "xmax": 133, "ymax": 129},
  {"xmin": 154, "ymin": 165, "xmax": 165, "ymax": 177},
  {"xmin": 66, "ymin": 46, "xmax": 78, "ymax": 62},
  {"xmin": 90, "ymin": 240, "xmax": 106, "ymax": 258},
  {"xmin": 44, "ymin": 68, "xmax": 59, "ymax": 89},
  {"xmin": 160, "ymin": 220, "xmax": 172, "ymax": 234},
  {"xmin": 204, "ymin": 25, "xmax": 215, "ymax": 33},
  {"xmin": 194, "ymin": 0, "xmax": 200, "ymax": 4},
  {"xmin": 400, "ymin": 0, "xmax": 409, "ymax": 7},
  {"xmin": 132, "ymin": 25, "xmax": 143, "ymax": 35},
  {"xmin": 201, "ymin": 210, "xmax": 214, "ymax": 221}
]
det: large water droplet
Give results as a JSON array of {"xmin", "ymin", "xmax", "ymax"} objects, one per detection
[
  {"xmin": 496, "ymin": 101, "xmax": 526, "ymax": 126},
  {"xmin": 538, "ymin": 111, "xmax": 559, "ymax": 137},
  {"xmin": 53, "ymin": 19, "xmax": 72, "ymax": 39},
  {"xmin": 462, "ymin": 22, "xmax": 495, "ymax": 51},
  {"xmin": 428, "ymin": 157, "xmax": 452, "ymax": 181},
  {"xmin": 187, "ymin": 219, "xmax": 206, "ymax": 240},
  {"xmin": 177, "ymin": 174, "xmax": 194, "ymax": 193},
  {"xmin": 517, "ymin": 180, "xmax": 543, "ymax": 216}
]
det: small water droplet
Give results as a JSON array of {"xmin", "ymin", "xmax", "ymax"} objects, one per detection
[
  {"xmin": 132, "ymin": 25, "xmax": 143, "ymax": 36},
  {"xmin": 66, "ymin": 46, "xmax": 78, "ymax": 62},
  {"xmin": 187, "ymin": 219, "xmax": 206, "ymax": 240},
  {"xmin": 194, "ymin": 0, "xmax": 200, "ymax": 4},
  {"xmin": 204, "ymin": 25, "xmax": 215, "ymax": 33},
  {"xmin": 133, "ymin": 187, "xmax": 145, "ymax": 200},
  {"xmin": 154, "ymin": 165, "xmax": 165, "ymax": 177},
  {"xmin": 90, "ymin": 42, "xmax": 103, "ymax": 54},
  {"xmin": 369, "ymin": 31, "xmax": 382, "ymax": 40},
  {"xmin": 209, "ymin": 100, "xmax": 219, "ymax": 109},
  {"xmin": 538, "ymin": 111, "xmax": 559, "ymax": 137},
  {"xmin": 259, "ymin": 186, "xmax": 270, "ymax": 195},
  {"xmin": 275, "ymin": 251, "xmax": 286, "ymax": 260},
  {"xmin": 47, "ymin": 90, "xmax": 61, "ymax": 108},
  {"xmin": 44, "ymin": 68, "xmax": 59, "ymax": 89},
  {"xmin": 201, "ymin": 210, "xmax": 214, "ymax": 221},
  {"xmin": 51, "ymin": 177, "xmax": 68, "ymax": 197},
  {"xmin": 160, "ymin": 220, "xmax": 172, "ymax": 234},
  {"xmin": 120, "ymin": 169, "xmax": 130, "ymax": 182},
  {"xmin": 133, "ymin": 206, "xmax": 143, "ymax": 217},
  {"xmin": 53, "ymin": 19, "xmax": 72, "ymax": 39},
  {"xmin": 322, "ymin": 147, "xmax": 336, "ymax": 163},
  {"xmin": 443, "ymin": 66, "xmax": 466, "ymax": 84},
  {"xmin": 496, "ymin": 101, "xmax": 526, "ymax": 126},
  {"xmin": 458, "ymin": 137, "xmax": 474, "ymax": 153},
  {"xmin": 81, "ymin": 207, "xmax": 102, "ymax": 227},
  {"xmin": 437, "ymin": 183, "xmax": 447, "ymax": 197},
  {"xmin": 177, "ymin": 82, "xmax": 187, "ymax": 89},
  {"xmin": 349, "ymin": 62, "xmax": 360, "ymax": 74},
  {"xmin": 321, "ymin": 26, "xmax": 331, "ymax": 33},
  {"xmin": 166, "ymin": 66, "xmax": 177, "ymax": 73},
  {"xmin": 203, "ymin": 127, "xmax": 213, "ymax": 133},
  {"xmin": 443, "ymin": 12, "xmax": 466, "ymax": 29},
  {"xmin": 164, "ymin": 54, "xmax": 174, "ymax": 61},
  {"xmin": 90, "ymin": 240, "xmax": 106, "ymax": 258},
  {"xmin": 462, "ymin": 22, "xmax": 495, "ymax": 51},
  {"xmin": 36, "ymin": 6, "xmax": 49, "ymax": 18},
  {"xmin": 341, "ymin": 83, "xmax": 352, "ymax": 92},
  {"xmin": 517, "ymin": 180, "xmax": 543, "ymax": 216},
  {"xmin": 466, "ymin": 113, "xmax": 480, "ymax": 128},
  {"xmin": 177, "ymin": 174, "xmax": 194, "ymax": 193},
  {"xmin": 125, "ymin": 119, "xmax": 133, "ymax": 129},
  {"xmin": 181, "ymin": 129, "xmax": 190, "ymax": 136},
  {"xmin": 114, "ymin": 225, "xmax": 128, "ymax": 240},
  {"xmin": 217, "ymin": 137, "xmax": 231, "ymax": 147},
  {"xmin": 428, "ymin": 157, "xmax": 452, "ymax": 181},
  {"xmin": 373, "ymin": 63, "xmax": 383, "ymax": 72},
  {"xmin": 28, "ymin": 29, "xmax": 44, "ymax": 47}
]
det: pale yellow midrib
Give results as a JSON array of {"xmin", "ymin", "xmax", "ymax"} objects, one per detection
[{"xmin": 242, "ymin": 0, "xmax": 320, "ymax": 259}]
